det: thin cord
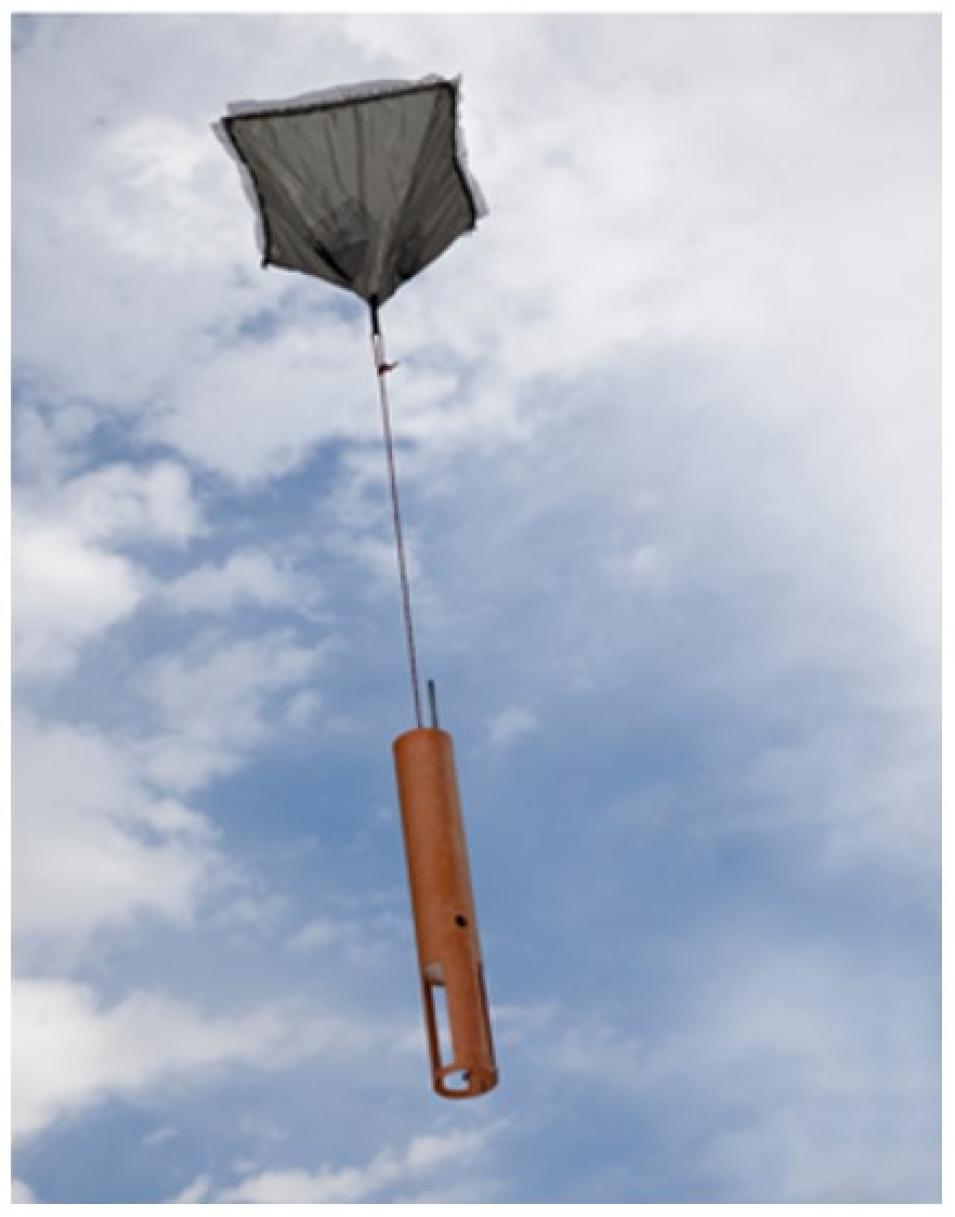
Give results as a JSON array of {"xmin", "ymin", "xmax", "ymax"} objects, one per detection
[{"xmin": 370, "ymin": 301, "xmax": 423, "ymax": 728}]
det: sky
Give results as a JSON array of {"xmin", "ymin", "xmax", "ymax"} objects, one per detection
[{"xmin": 10, "ymin": 12, "xmax": 941, "ymax": 1205}]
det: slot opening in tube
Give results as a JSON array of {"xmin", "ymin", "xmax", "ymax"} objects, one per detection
[{"xmin": 427, "ymin": 975, "xmax": 453, "ymax": 1068}]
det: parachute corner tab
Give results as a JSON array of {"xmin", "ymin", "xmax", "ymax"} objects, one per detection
[{"xmin": 216, "ymin": 74, "xmax": 487, "ymax": 307}]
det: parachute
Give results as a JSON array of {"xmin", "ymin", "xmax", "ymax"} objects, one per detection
[{"xmin": 216, "ymin": 74, "xmax": 486, "ymax": 305}]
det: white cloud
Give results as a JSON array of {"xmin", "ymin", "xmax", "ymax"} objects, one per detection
[
  {"xmin": 491, "ymin": 1001, "xmax": 561, "ymax": 1048},
  {"xmin": 13, "ymin": 460, "xmax": 202, "ymax": 676},
  {"xmin": 604, "ymin": 543, "xmax": 667, "ymax": 591},
  {"xmin": 13, "ymin": 399, "xmax": 98, "ymax": 485},
  {"xmin": 135, "ymin": 628, "xmax": 333, "ymax": 792},
  {"xmin": 81, "ymin": 114, "xmax": 243, "ymax": 271},
  {"xmin": 144, "ymin": 317, "xmax": 376, "ymax": 485},
  {"xmin": 214, "ymin": 1123, "xmax": 503, "ymax": 1203},
  {"xmin": 12, "ymin": 978, "xmax": 286, "ymax": 1141},
  {"xmin": 487, "ymin": 704, "xmax": 539, "ymax": 749},
  {"xmin": 15, "ymin": 456, "xmax": 201, "ymax": 550},
  {"xmin": 54, "ymin": 461, "xmax": 202, "ymax": 546},
  {"xmin": 142, "ymin": 1124, "xmax": 179, "ymax": 1148},
  {"xmin": 143, "ymin": 629, "xmax": 321, "ymax": 736},
  {"xmin": 11, "ymin": 1179, "xmax": 35, "ymax": 1204},
  {"xmin": 692, "ymin": 952, "xmax": 939, "ymax": 1200},
  {"xmin": 163, "ymin": 547, "xmax": 321, "ymax": 615},
  {"xmin": 12, "ymin": 977, "xmax": 389, "ymax": 1143},
  {"xmin": 740, "ymin": 717, "xmax": 940, "ymax": 882},
  {"xmin": 13, "ymin": 519, "xmax": 148, "ymax": 676},
  {"xmin": 169, "ymin": 1174, "xmax": 211, "ymax": 1204},
  {"xmin": 393, "ymin": 1178, "xmax": 504, "ymax": 1204},
  {"xmin": 286, "ymin": 918, "xmax": 342, "ymax": 953},
  {"xmin": 286, "ymin": 908, "xmax": 407, "ymax": 965},
  {"xmin": 545, "ymin": 939, "xmax": 939, "ymax": 1201},
  {"xmin": 12, "ymin": 18, "xmax": 297, "ymax": 413},
  {"xmin": 12, "ymin": 713, "xmax": 223, "ymax": 951},
  {"xmin": 284, "ymin": 688, "xmax": 322, "ymax": 729}
]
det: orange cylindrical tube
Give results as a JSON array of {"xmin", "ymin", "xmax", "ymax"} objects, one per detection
[{"xmin": 393, "ymin": 727, "xmax": 498, "ymax": 1099}]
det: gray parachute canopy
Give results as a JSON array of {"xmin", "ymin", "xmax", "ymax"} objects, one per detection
[{"xmin": 215, "ymin": 74, "xmax": 486, "ymax": 307}]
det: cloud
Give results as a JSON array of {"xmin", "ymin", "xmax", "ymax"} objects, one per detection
[
  {"xmin": 12, "ymin": 713, "xmax": 223, "ymax": 952},
  {"xmin": 544, "ymin": 938, "xmax": 939, "ymax": 1201},
  {"xmin": 162, "ymin": 547, "xmax": 321, "ymax": 616},
  {"xmin": 284, "ymin": 688, "xmax": 322, "ymax": 729},
  {"xmin": 135, "ymin": 628, "xmax": 334, "ymax": 793},
  {"xmin": 13, "ymin": 398, "xmax": 99, "ymax": 485},
  {"xmin": 12, "ymin": 17, "xmax": 297, "ymax": 414},
  {"xmin": 145, "ymin": 316, "xmax": 379, "ymax": 485},
  {"xmin": 12, "ymin": 519, "xmax": 148, "ymax": 676},
  {"xmin": 12, "ymin": 977, "xmax": 391, "ymax": 1143},
  {"xmin": 286, "ymin": 907, "xmax": 408, "ymax": 966},
  {"xmin": 486, "ymin": 704, "xmax": 539, "ymax": 749},
  {"xmin": 50, "ymin": 461, "xmax": 202, "ymax": 545},
  {"xmin": 12, "ymin": 978, "xmax": 286, "ymax": 1141},
  {"xmin": 11, "ymin": 1179, "xmax": 35, "ymax": 1204},
  {"xmin": 142, "ymin": 1125, "xmax": 179, "ymax": 1148},
  {"xmin": 170, "ymin": 1174, "xmax": 211, "ymax": 1204},
  {"xmin": 739, "ymin": 715, "xmax": 940, "ymax": 882},
  {"xmin": 491, "ymin": 1001, "xmax": 561, "ymax": 1048},
  {"xmin": 212, "ymin": 1123, "xmax": 504, "ymax": 1203},
  {"xmin": 603, "ymin": 543, "xmax": 667, "ymax": 591},
  {"xmin": 13, "ymin": 629, "xmax": 333, "ymax": 958},
  {"xmin": 13, "ymin": 459, "xmax": 202, "ymax": 676}
]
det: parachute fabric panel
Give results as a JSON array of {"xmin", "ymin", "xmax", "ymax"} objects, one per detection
[{"xmin": 218, "ymin": 76, "xmax": 483, "ymax": 305}]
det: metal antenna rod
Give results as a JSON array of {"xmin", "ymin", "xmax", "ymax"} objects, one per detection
[{"xmin": 370, "ymin": 299, "xmax": 423, "ymax": 729}]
